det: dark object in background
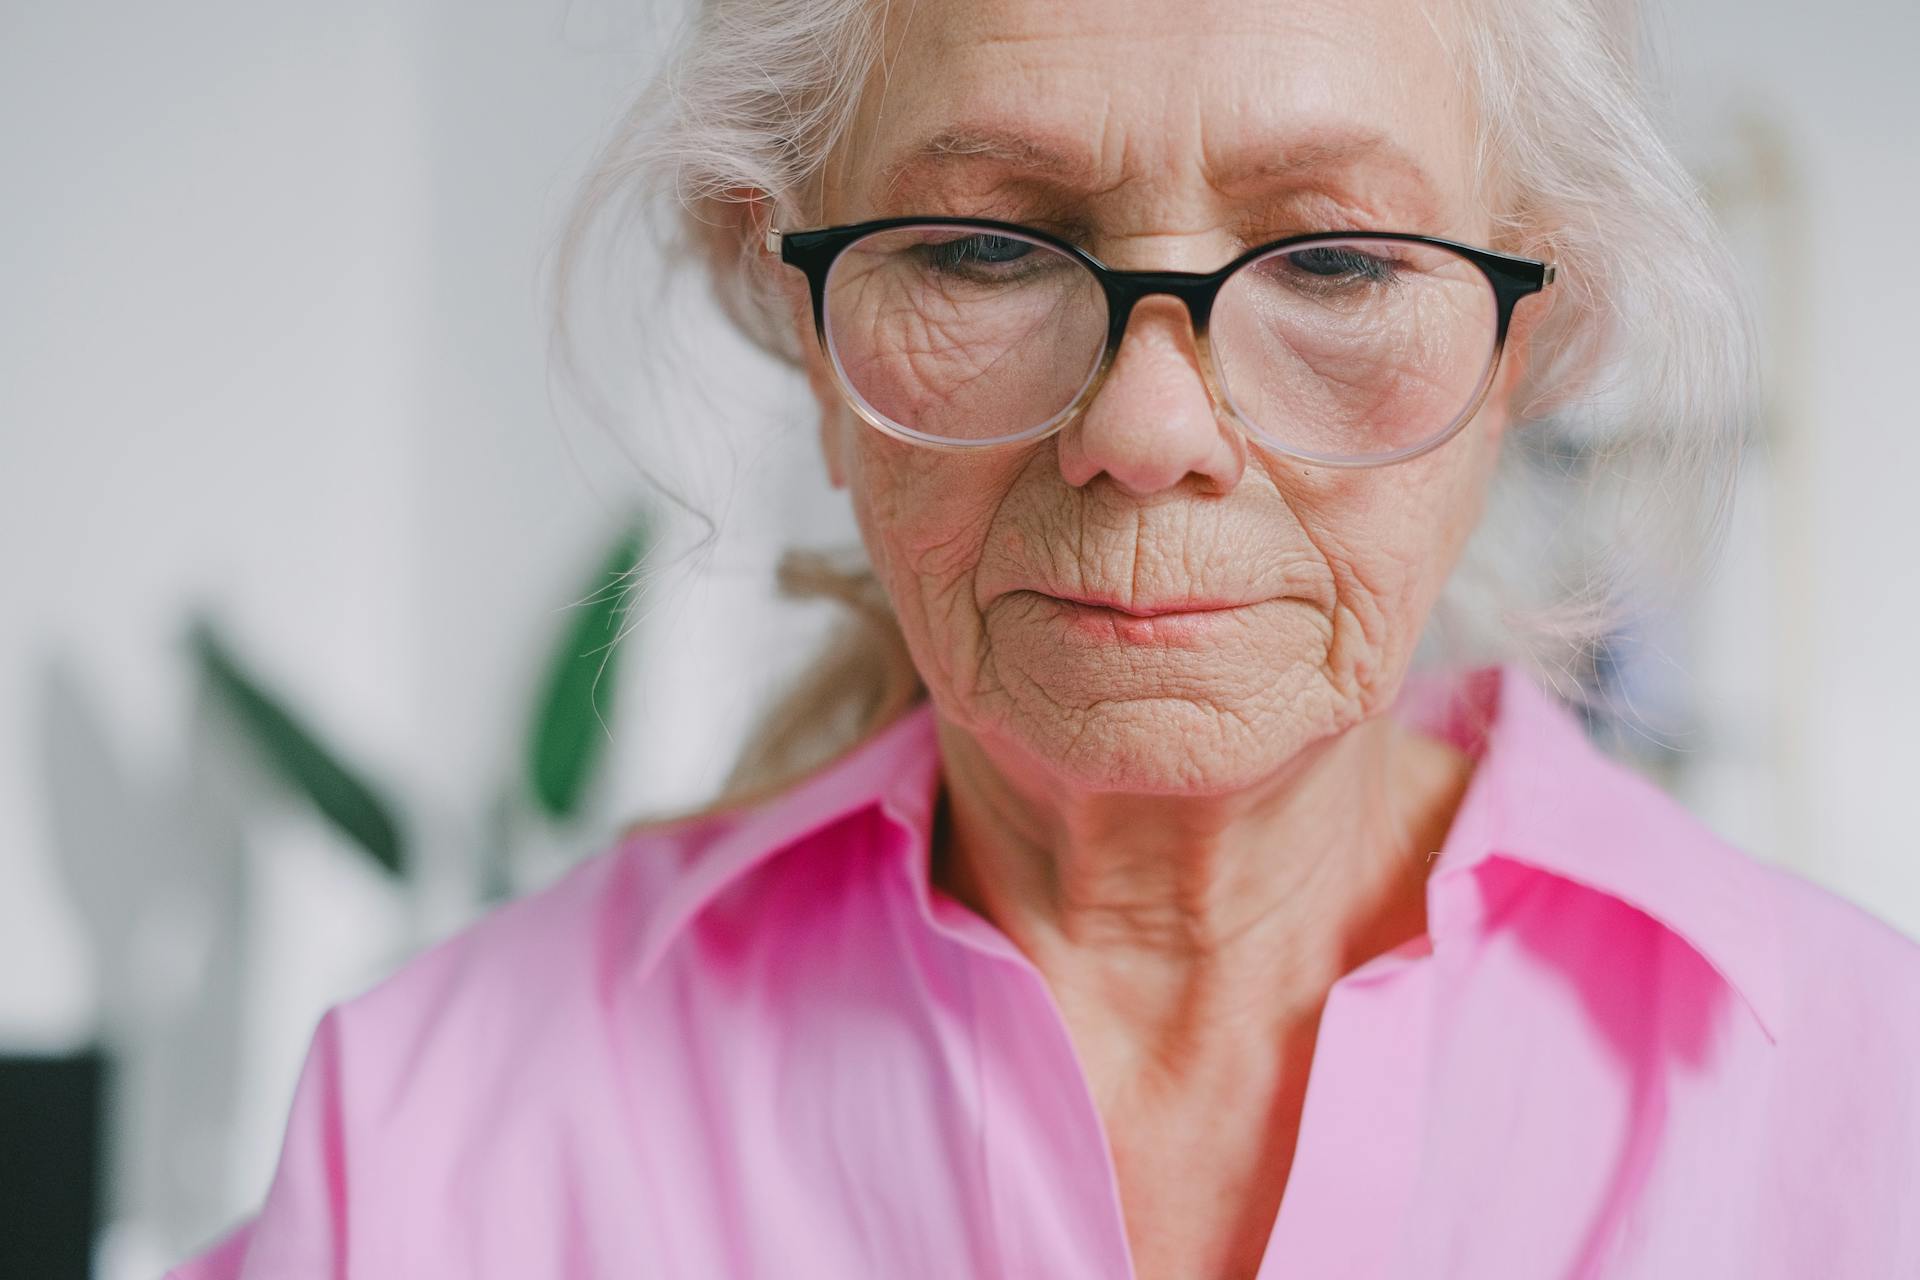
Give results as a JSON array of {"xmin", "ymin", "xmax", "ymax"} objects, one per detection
[{"xmin": 0, "ymin": 1046, "xmax": 105, "ymax": 1280}]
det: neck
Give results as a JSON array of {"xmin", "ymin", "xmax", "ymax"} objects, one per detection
[{"xmin": 928, "ymin": 709, "xmax": 1472, "ymax": 1073}]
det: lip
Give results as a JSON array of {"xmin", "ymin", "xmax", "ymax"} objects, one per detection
[
  {"xmin": 1026, "ymin": 591, "xmax": 1266, "ymax": 649},
  {"xmin": 1042, "ymin": 592, "xmax": 1255, "ymax": 618}
]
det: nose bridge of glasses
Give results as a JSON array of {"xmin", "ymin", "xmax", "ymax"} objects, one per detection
[
  {"xmin": 1102, "ymin": 270, "xmax": 1220, "ymax": 340},
  {"xmin": 1093, "ymin": 271, "xmax": 1231, "ymax": 415}
]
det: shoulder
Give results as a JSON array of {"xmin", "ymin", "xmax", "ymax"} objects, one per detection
[
  {"xmin": 1455, "ymin": 664, "xmax": 1920, "ymax": 1054},
  {"xmin": 199, "ymin": 714, "xmax": 942, "ymax": 1264},
  {"xmin": 1752, "ymin": 854, "xmax": 1920, "ymax": 1042},
  {"xmin": 163, "ymin": 809, "xmax": 799, "ymax": 1277},
  {"xmin": 322, "ymin": 807, "xmax": 757, "ymax": 1080},
  {"xmin": 307, "ymin": 700, "xmax": 944, "ymax": 1108},
  {"xmin": 1658, "ymin": 813, "xmax": 1920, "ymax": 1062},
  {"xmin": 1715, "ymin": 856, "xmax": 1920, "ymax": 1251}
]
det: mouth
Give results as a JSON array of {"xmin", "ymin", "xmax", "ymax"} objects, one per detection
[
  {"xmin": 1026, "ymin": 590, "xmax": 1265, "ymax": 647},
  {"xmin": 1042, "ymin": 591, "xmax": 1255, "ymax": 618}
]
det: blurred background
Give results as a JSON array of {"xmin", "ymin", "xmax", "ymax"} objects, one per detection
[{"xmin": 2, "ymin": 0, "xmax": 1916, "ymax": 1275}]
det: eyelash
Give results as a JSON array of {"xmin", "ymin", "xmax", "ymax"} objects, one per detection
[
  {"xmin": 916, "ymin": 228, "xmax": 1406, "ymax": 288},
  {"xmin": 1282, "ymin": 245, "xmax": 1399, "ymax": 282},
  {"xmin": 923, "ymin": 234, "xmax": 1038, "ymax": 274}
]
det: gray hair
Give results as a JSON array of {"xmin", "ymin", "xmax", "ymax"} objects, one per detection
[{"xmin": 550, "ymin": 0, "xmax": 1757, "ymax": 813}]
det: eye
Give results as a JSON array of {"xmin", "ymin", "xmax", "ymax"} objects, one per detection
[
  {"xmin": 923, "ymin": 233, "xmax": 1037, "ymax": 274},
  {"xmin": 1282, "ymin": 245, "xmax": 1397, "ymax": 283}
]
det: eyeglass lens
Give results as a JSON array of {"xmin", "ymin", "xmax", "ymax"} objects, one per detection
[{"xmin": 820, "ymin": 225, "xmax": 1500, "ymax": 457}]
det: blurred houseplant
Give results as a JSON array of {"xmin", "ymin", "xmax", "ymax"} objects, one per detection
[
  {"xmin": 189, "ymin": 512, "xmax": 650, "ymax": 902},
  {"xmin": 34, "ymin": 510, "xmax": 652, "ymax": 1277}
]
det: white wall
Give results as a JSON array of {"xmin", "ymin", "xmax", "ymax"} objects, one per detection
[
  {"xmin": 1647, "ymin": 0, "xmax": 1920, "ymax": 928},
  {"xmin": 0, "ymin": 2, "xmax": 838, "ymax": 1271},
  {"xmin": 0, "ymin": 1, "xmax": 1914, "ymax": 1274}
]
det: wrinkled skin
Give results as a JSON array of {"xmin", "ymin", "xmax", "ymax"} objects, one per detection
[
  {"xmin": 772, "ymin": 0, "xmax": 1546, "ymax": 1274},
  {"xmin": 798, "ymin": 0, "xmax": 1524, "ymax": 793}
]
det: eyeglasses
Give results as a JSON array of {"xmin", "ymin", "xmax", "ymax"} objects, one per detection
[{"xmin": 768, "ymin": 216, "xmax": 1556, "ymax": 468}]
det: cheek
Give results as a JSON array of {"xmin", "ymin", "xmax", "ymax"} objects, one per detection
[
  {"xmin": 851, "ymin": 447, "xmax": 994, "ymax": 581},
  {"xmin": 1288, "ymin": 449, "xmax": 1494, "ymax": 688},
  {"xmin": 843, "ymin": 435, "xmax": 1025, "ymax": 667}
]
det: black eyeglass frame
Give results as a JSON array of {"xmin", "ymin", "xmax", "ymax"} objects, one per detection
[{"xmin": 768, "ymin": 215, "xmax": 1557, "ymax": 467}]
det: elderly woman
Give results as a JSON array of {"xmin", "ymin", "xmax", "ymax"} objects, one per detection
[{"xmin": 169, "ymin": 0, "xmax": 1920, "ymax": 1276}]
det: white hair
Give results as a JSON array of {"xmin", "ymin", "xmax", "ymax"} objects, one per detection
[{"xmin": 548, "ymin": 0, "xmax": 1757, "ymax": 810}]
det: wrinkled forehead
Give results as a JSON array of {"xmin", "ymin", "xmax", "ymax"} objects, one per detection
[{"xmin": 821, "ymin": 0, "xmax": 1484, "ymax": 238}]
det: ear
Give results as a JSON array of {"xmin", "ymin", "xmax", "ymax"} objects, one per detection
[
  {"xmin": 811, "ymin": 363, "xmax": 850, "ymax": 491},
  {"xmin": 1498, "ymin": 274, "xmax": 1606, "ymax": 430},
  {"xmin": 701, "ymin": 185, "xmax": 851, "ymax": 490},
  {"xmin": 772, "ymin": 238, "xmax": 851, "ymax": 492},
  {"xmin": 781, "ymin": 283, "xmax": 848, "ymax": 491},
  {"xmin": 1488, "ymin": 289, "xmax": 1556, "ymax": 437}
]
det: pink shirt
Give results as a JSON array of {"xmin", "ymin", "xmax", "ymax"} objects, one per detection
[{"xmin": 167, "ymin": 663, "xmax": 1920, "ymax": 1278}]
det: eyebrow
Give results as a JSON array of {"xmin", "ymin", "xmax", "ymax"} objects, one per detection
[{"xmin": 874, "ymin": 122, "xmax": 1442, "ymax": 210}]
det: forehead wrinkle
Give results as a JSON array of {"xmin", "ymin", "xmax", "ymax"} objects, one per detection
[
  {"xmin": 869, "ymin": 119, "xmax": 1449, "ymax": 227},
  {"xmin": 1203, "ymin": 128, "xmax": 1432, "ymax": 192},
  {"xmin": 853, "ymin": 0, "xmax": 1477, "ymax": 221},
  {"xmin": 1203, "ymin": 127, "xmax": 1454, "ymax": 226},
  {"xmin": 872, "ymin": 125, "xmax": 1102, "ymax": 209}
]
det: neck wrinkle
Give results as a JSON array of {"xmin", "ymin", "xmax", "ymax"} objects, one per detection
[{"xmin": 928, "ymin": 706, "xmax": 1471, "ymax": 1061}]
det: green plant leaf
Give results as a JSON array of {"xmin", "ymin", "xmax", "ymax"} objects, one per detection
[
  {"xmin": 188, "ymin": 615, "xmax": 407, "ymax": 877},
  {"xmin": 527, "ymin": 514, "xmax": 649, "ymax": 821}
]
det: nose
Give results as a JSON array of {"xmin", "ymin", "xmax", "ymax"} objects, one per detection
[{"xmin": 1056, "ymin": 293, "xmax": 1246, "ymax": 497}]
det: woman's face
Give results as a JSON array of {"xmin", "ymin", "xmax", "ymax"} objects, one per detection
[{"xmin": 790, "ymin": 0, "xmax": 1529, "ymax": 793}]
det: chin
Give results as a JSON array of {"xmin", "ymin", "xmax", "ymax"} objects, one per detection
[
  {"xmin": 938, "ymin": 606, "xmax": 1353, "ymax": 794},
  {"xmin": 994, "ymin": 689, "xmax": 1334, "ymax": 797}
]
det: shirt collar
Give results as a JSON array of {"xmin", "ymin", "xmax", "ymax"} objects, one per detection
[
  {"xmin": 1402, "ymin": 664, "xmax": 1785, "ymax": 1044},
  {"xmin": 631, "ymin": 662, "xmax": 1783, "ymax": 1045},
  {"xmin": 629, "ymin": 701, "xmax": 945, "ymax": 983}
]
